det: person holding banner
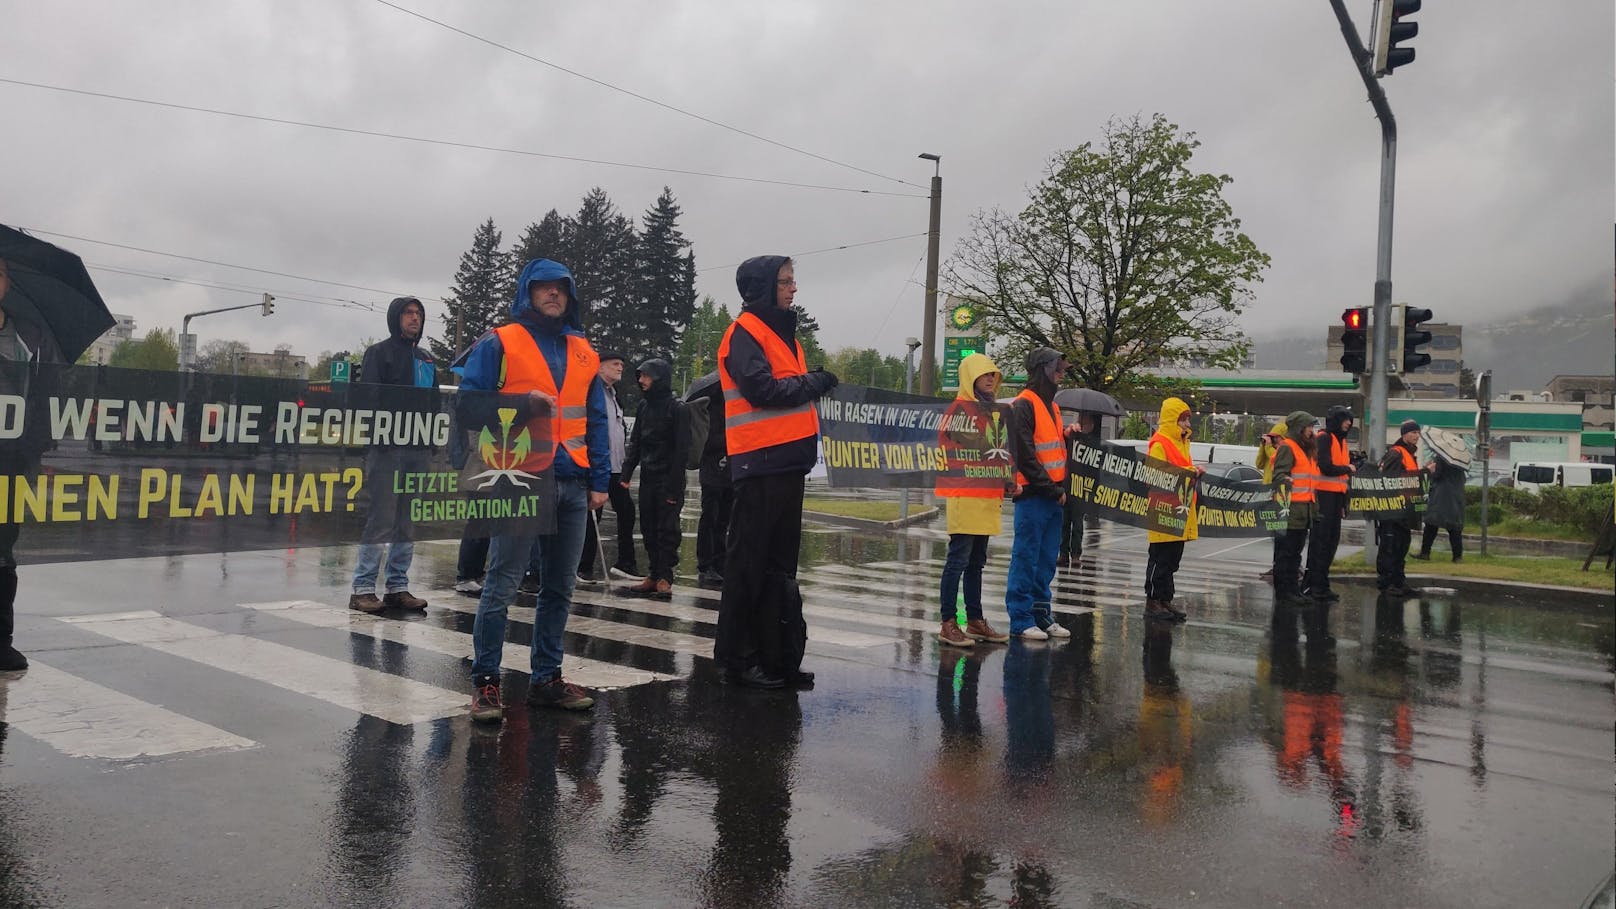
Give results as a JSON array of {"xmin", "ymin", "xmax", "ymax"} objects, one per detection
[
  {"xmin": 460, "ymin": 259, "xmax": 611, "ymax": 721},
  {"xmin": 1375, "ymin": 420, "xmax": 1428, "ymax": 595},
  {"xmin": 1144, "ymin": 397, "xmax": 1204, "ymax": 623},
  {"xmin": 715, "ymin": 256, "xmax": 838, "ymax": 689},
  {"xmin": 1255, "ymin": 420, "xmax": 1286, "ymax": 583},
  {"xmin": 1304, "ymin": 405, "xmax": 1357, "ymax": 602},
  {"xmin": 934, "ymin": 353, "xmax": 1014, "ymax": 648},
  {"xmin": 1269, "ymin": 412, "xmax": 1320, "ymax": 607},
  {"xmin": 1004, "ymin": 347, "xmax": 1071, "ymax": 641}
]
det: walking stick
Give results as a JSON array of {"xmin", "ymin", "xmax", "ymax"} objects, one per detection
[{"xmin": 589, "ymin": 507, "xmax": 612, "ymax": 594}]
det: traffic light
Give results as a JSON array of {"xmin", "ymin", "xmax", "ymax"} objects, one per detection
[
  {"xmin": 1373, "ymin": 0, "xmax": 1420, "ymax": 76},
  {"xmin": 1339, "ymin": 307, "xmax": 1368, "ymax": 373},
  {"xmin": 1399, "ymin": 305, "xmax": 1433, "ymax": 372},
  {"xmin": 261, "ymin": 293, "xmax": 276, "ymax": 316}
]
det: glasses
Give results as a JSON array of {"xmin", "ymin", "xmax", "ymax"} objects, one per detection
[{"xmin": 776, "ymin": 278, "xmax": 797, "ymax": 287}]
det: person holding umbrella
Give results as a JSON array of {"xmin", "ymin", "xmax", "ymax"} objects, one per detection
[{"xmin": 0, "ymin": 226, "xmax": 116, "ymax": 673}]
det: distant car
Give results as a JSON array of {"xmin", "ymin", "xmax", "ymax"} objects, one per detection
[{"xmin": 1199, "ymin": 461, "xmax": 1266, "ymax": 489}]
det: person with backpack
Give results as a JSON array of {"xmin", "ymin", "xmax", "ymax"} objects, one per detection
[{"xmin": 620, "ymin": 358, "xmax": 690, "ymax": 598}]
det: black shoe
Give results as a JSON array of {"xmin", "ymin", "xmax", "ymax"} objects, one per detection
[
  {"xmin": 0, "ymin": 645, "xmax": 27, "ymax": 673},
  {"xmin": 469, "ymin": 678, "xmax": 505, "ymax": 724},
  {"xmin": 1410, "ymin": 552, "xmax": 1430, "ymax": 561},
  {"xmin": 697, "ymin": 570, "xmax": 725, "ymax": 589},
  {"xmin": 527, "ymin": 675, "xmax": 595, "ymax": 711},
  {"xmin": 788, "ymin": 670, "xmax": 815, "ymax": 689},
  {"xmin": 1276, "ymin": 591, "xmax": 1312, "ymax": 607},
  {"xmin": 1311, "ymin": 589, "xmax": 1341, "ymax": 603},
  {"xmin": 518, "ymin": 574, "xmax": 541, "ymax": 595},
  {"xmin": 733, "ymin": 665, "xmax": 785, "ymax": 689}
]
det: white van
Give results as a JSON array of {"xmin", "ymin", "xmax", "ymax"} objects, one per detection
[{"xmin": 1511, "ymin": 461, "xmax": 1614, "ymax": 494}]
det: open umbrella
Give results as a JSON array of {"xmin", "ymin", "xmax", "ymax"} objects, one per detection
[
  {"xmin": 1053, "ymin": 387, "xmax": 1125, "ymax": 417},
  {"xmin": 0, "ymin": 225, "xmax": 114, "ymax": 362}
]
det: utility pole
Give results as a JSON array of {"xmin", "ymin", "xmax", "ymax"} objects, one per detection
[
  {"xmin": 1477, "ymin": 369, "xmax": 1493, "ymax": 556},
  {"xmin": 900, "ymin": 336, "xmax": 922, "ymax": 521},
  {"xmin": 918, "ymin": 153, "xmax": 942, "ymax": 396}
]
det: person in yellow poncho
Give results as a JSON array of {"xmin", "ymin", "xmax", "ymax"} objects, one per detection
[
  {"xmin": 1144, "ymin": 397, "xmax": 1204, "ymax": 623},
  {"xmin": 933, "ymin": 353, "xmax": 1014, "ymax": 647}
]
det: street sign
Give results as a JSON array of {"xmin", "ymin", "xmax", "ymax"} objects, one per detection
[
  {"xmin": 331, "ymin": 360, "xmax": 351, "ymax": 384},
  {"xmin": 942, "ymin": 335, "xmax": 982, "ymax": 391}
]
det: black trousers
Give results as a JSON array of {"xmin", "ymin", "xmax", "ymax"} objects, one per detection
[
  {"xmin": 456, "ymin": 532, "xmax": 489, "ymax": 582},
  {"xmin": 1376, "ymin": 522, "xmax": 1412, "ymax": 588},
  {"xmin": 1059, "ymin": 496, "xmax": 1085, "ymax": 559},
  {"xmin": 639, "ymin": 476, "xmax": 685, "ymax": 583},
  {"xmin": 1275, "ymin": 527, "xmax": 1310, "ymax": 598},
  {"xmin": 696, "ymin": 482, "xmax": 734, "ymax": 574},
  {"xmin": 715, "ymin": 473, "xmax": 805, "ymax": 673},
  {"xmin": 580, "ymin": 471, "xmax": 638, "ymax": 573},
  {"xmin": 1420, "ymin": 523, "xmax": 1463, "ymax": 560},
  {"xmin": 1305, "ymin": 491, "xmax": 1345, "ymax": 593},
  {"xmin": 1145, "ymin": 540, "xmax": 1185, "ymax": 603}
]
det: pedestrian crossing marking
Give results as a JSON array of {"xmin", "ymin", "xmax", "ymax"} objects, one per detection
[
  {"xmin": 239, "ymin": 600, "xmax": 676, "ymax": 690},
  {"xmin": 0, "ymin": 661, "xmax": 256, "ymax": 761},
  {"xmin": 60, "ymin": 610, "xmax": 469, "ymax": 725}
]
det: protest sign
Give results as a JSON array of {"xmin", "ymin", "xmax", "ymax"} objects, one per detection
[{"xmin": 815, "ymin": 385, "xmax": 1011, "ymax": 489}]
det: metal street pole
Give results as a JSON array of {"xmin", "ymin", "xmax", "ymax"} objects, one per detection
[
  {"xmin": 900, "ymin": 337, "xmax": 921, "ymax": 520},
  {"xmin": 1477, "ymin": 369, "xmax": 1493, "ymax": 556},
  {"xmin": 1329, "ymin": 0, "xmax": 1398, "ymax": 564},
  {"xmin": 918, "ymin": 153, "xmax": 942, "ymax": 396}
]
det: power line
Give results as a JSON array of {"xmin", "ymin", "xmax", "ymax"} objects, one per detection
[
  {"xmin": 372, "ymin": 0, "xmax": 919, "ymax": 189},
  {"xmin": 0, "ymin": 77, "xmax": 924, "ymax": 198},
  {"xmin": 87, "ymin": 263, "xmax": 384, "ymax": 312},
  {"xmin": 873, "ymin": 255, "xmax": 929, "ymax": 343},
  {"xmin": 696, "ymin": 233, "xmax": 927, "ymax": 275},
  {"xmin": 20, "ymin": 226, "xmax": 411, "ymax": 297}
]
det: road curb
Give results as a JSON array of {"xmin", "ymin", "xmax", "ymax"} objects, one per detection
[
  {"xmin": 802, "ymin": 506, "xmax": 939, "ymax": 531},
  {"xmin": 1335, "ymin": 572, "xmax": 1614, "ymax": 605}
]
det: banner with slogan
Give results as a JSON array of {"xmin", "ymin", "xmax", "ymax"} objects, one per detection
[
  {"xmin": 815, "ymin": 385, "xmax": 1013, "ymax": 489},
  {"xmin": 1346, "ymin": 466, "xmax": 1427, "ymax": 520},
  {"xmin": 0, "ymin": 362, "xmax": 556, "ymax": 564},
  {"xmin": 1067, "ymin": 438, "xmax": 1288, "ymax": 537}
]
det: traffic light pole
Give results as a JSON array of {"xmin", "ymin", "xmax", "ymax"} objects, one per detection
[
  {"xmin": 1330, "ymin": 0, "xmax": 1398, "ymax": 563},
  {"xmin": 178, "ymin": 301, "xmax": 275, "ymax": 372}
]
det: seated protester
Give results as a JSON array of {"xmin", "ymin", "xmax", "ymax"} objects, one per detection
[{"xmin": 621, "ymin": 358, "xmax": 690, "ymax": 598}]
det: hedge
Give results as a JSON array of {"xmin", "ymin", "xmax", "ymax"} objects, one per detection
[{"xmin": 1463, "ymin": 483, "xmax": 1613, "ymax": 531}]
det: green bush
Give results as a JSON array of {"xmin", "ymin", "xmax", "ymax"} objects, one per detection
[{"xmin": 1462, "ymin": 482, "xmax": 1612, "ymax": 535}]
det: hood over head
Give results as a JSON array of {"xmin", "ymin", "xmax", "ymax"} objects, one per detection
[
  {"xmin": 736, "ymin": 255, "xmax": 792, "ymax": 311},
  {"xmin": 511, "ymin": 258, "xmax": 582, "ymax": 330},
  {"xmin": 637, "ymin": 357, "xmax": 672, "ymax": 398},
  {"xmin": 1285, "ymin": 410, "xmax": 1317, "ymax": 443},
  {"xmin": 1325, "ymin": 404, "xmax": 1355, "ymax": 433},
  {"xmin": 386, "ymin": 296, "xmax": 426, "ymax": 344},
  {"xmin": 955, "ymin": 352, "xmax": 1002, "ymax": 401},
  {"xmin": 1268, "ymin": 420, "xmax": 1288, "ymax": 437},
  {"xmin": 1157, "ymin": 397, "xmax": 1193, "ymax": 441},
  {"xmin": 1022, "ymin": 347, "xmax": 1066, "ymax": 396}
]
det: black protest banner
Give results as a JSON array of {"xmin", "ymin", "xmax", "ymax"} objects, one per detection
[
  {"xmin": 1068, "ymin": 438, "xmax": 1283, "ymax": 537},
  {"xmin": 815, "ymin": 385, "xmax": 1012, "ymax": 489},
  {"xmin": 0, "ymin": 362, "xmax": 555, "ymax": 563},
  {"xmin": 1346, "ymin": 466, "xmax": 1426, "ymax": 520}
]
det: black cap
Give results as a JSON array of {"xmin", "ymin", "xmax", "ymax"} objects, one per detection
[
  {"xmin": 1400, "ymin": 419, "xmax": 1421, "ymax": 435},
  {"xmin": 597, "ymin": 350, "xmax": 626, "ymax": 364}
]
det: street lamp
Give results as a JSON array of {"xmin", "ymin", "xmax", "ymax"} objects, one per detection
[
  {"xmin": 918, "ymin": 153, "xmax": 942, "ymax": 396},
  {"xmin": 900, "ymin": 336, "xmax": 923, "ymax": 521}
]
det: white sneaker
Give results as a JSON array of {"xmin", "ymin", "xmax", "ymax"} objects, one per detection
[
  {"xmin": 1045, "ymin": 623, "xmax": 1072, "ymax": 639},
  {"xmin": 609, "ymin": 566, "xmax": 645, "ymax": 581},
  {"xmin": 453, "ymin": 579, "xmax": 483, "ymax": 595},
  {"xmin": 1016, "ymin": 627, "xmax": 1050, "ymax": 641}
]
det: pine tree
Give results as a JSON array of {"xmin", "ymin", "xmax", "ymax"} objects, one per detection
[
  {"xmin": 635, "ymin": 187, "xmax": 697, "ymax": 361},
  {"xmin": 564, "ymin": 188, "xmax": 638, "ymax": 356},
  {"xmin": 434, "ymin": 217, "xmax": 511, "ymax": 364},
  {"xmin": 509, "ymin": 210, "xmax": 567, "ymax": 276}
]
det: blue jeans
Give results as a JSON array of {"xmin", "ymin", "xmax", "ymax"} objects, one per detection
[
  {"xmin": 940, "ymin": 534, "xmax": 988, "ymax": 622},
  {"xmin": 471, "ymin": 479, "xmax": 590, "ymax": 682},
  {"xmin": 352, "ymin": 542, "xmax": 414, "ymax": 594},
  {"xmin": 1005, "ymin": 496, "xmax": 1061, "ymax": 633}
]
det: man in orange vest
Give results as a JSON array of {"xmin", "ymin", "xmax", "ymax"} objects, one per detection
[
  {"xmin": 714, "ymin": 255, "xmax": 838, "ymax": 689},
  {"xmin": 1376, "ymin": 419, "xmax": 1429, "ymax": 596},
  {"xmin": 1004, "ymin": 347, "xmax": 1072, "ymax": 640},
  {"xmin": 458, "ymin": 258, "xmax": 611, "ymax": 722},
  {"xmin": 1269, "ymin": 411, "xmax": 1320, "ymax": 607},
  {"xmin": 1304, "ymin": 405, "xmax": 1356, "ymax": 602}
]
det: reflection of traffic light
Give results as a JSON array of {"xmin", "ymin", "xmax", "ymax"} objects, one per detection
[
  {"xmin": 261, "ymin": 293, "xmax": 275, "ymax": 316},
  {"xmin": 1399, "ymin": 306, "xmax": 1433, "ymax": 372},
  {"xmin": 1372, "ymin": 0, "xmax": 1420, "ymax": 76},
  {"xmin": 1339, "ymin": 307, "xmax": 1368, "ymax": 374}
]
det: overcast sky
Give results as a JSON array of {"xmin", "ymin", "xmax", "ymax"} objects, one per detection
[{"xmin": 3, "ymin": 0, "xmax": 1611, "ymax": 368}]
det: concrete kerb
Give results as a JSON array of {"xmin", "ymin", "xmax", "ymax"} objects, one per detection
[
  {"xmin": 802, "ymin": 506, "xmax": 939, "ymax": 532},
  {"xmin": 1334, "ymin": 572, "xmax": 1614, "ymax": 607}
]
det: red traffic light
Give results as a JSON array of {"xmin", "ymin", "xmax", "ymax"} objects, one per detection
[{"xmin": 1342, "ymin": 308, "xmax": 1366, "ymax": 330}]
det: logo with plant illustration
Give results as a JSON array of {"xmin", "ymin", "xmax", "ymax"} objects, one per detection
[
  {"xmin": 983, "ymin": 410, "xmax": 1011, "ymax": 461},
  {"xmin": 465, "ymin": 407, "xmax": 544, "ymax": 489}
]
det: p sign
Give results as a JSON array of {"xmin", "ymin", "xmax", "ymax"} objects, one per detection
[{"xmin": 331, "ymin": 360, "xmax": 351, "ymax": 384}]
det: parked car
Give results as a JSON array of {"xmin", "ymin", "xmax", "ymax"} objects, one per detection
[{"xmin": 1511, "ymin": 461, "xmax": 1614, "ymax": 495}]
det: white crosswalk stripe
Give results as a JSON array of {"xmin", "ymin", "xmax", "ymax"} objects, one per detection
[{"xmin": 0, "ymin": 661, "xmax": 256, "ymax": 761}]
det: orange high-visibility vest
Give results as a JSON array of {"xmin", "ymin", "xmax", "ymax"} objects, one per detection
[
  {"xmin": 717, "ymin": 312, "xmax": 820, "ymax": 455},
  {"xmin": 1013, "ymin": 389, "xmax": 1066, "ymax": 486},
  {"xmin": 1314, "ymin": 434, "xmax": 1350, "ymax": 494},
  {"xmin": 934, "ymin": 399, "xmax": 1008, "ymax": 498},
  {"xmin": 1280, "ymin": 437, "xmax": 1319, "ymax": 503},
  {"xmin": 1147, "ymin": 431, "xmax": 1194, "ymax": 469},
  {"xmin": 494, "ymin": 324, "xmax": 598, "ymax": 470},
  {"xmin": 1392, "ymin": 445, "xmax": 1417, "ymax": 472}
]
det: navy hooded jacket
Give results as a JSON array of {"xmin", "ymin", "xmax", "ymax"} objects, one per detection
[{"xmin": 457, "ymin": 259, "xmax": 610, "ymax": 493}]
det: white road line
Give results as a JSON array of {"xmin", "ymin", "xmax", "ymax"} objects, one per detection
[
  {"xmin": 60, "ymin": 610, "xmax": 467, "ymax": 726},
  {"xmin": 239, "ymin": 600, "xmax": 676, "ymax": 690},
  {"xmin": 664, "ymin": 577, "xmax": 1082, "ymax": 631},
  {"xmin": 0, "ymin": 662, "xmax": 256, "ymax": 761},
  {"xmin": 567, "ymin": 588, "xmax": 898, "ymax": 649}
]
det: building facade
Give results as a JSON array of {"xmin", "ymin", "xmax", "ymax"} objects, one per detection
[{"xmin": 1546, "ymin": 374, "xmax": 1614, "ymax": 431}]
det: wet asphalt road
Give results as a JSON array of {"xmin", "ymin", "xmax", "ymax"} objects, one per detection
[{"xmin": 0, "ymin": 516, "xmax": 1612, "ymax": 908}]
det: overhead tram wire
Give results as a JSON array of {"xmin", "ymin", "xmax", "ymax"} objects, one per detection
[
  {"xmin": 0, "ymin": 78, "xmax": 923, "ymax": 199},
  {"xmin": 87, "ymin": 263, "xmax": 385, "ymax": 312},
  {"xmin": 372, "ymin": 0, "xmax": 918, "ymax": 190},
  {"xmin": 696, "ymin": 233, "xmax": 927, "ymax": 275}
]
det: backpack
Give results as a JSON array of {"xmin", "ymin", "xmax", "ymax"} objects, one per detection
[{"xmin": 684, "ymin": 397, "xmax": 710, "ymax": 470}]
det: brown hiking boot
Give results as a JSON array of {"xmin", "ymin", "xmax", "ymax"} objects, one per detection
[
  {"xmin": 654, "ymin": 579, "xmax": 672, "ymax": 598},
  {"xmin": 963, "ymin": 618, "xmax": 1009, "ymax": 643},
  {"xmin": 383, "ymin": 591, "xmax": 428, "ymax": 610},
  {"xmin": 936, "ymin": 621, "xmax": 974, "ymax": 648},
  {"xmin": 348, "ymin": 593, "xmax": 383, "ymax": 613},
  {"xmin": 629, "ymin": 577, "xmax": 657, "ymax": 594},
  {"xmin": 1144, "ymin": 599, "xmax": 1175, "ymax": 622}
]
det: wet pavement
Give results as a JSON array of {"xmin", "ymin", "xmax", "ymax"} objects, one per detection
[{"xmin": 0, "ymin": 514, "xmax": 1612, "ymax": 907}]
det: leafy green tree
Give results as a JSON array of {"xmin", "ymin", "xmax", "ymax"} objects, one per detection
[
  {"xmin": 947, "ymin": 114, "xmax": 1269, "ymax": 396},
  {"xmin": 673, "ymin": 295, "xmax": 732, "ymax": 391},
  {"xmin": 193, "ymin": 339, "xmax": 249, "ymax": 374},
  {"xmin": 434, "ymin": 217, "xmax": 510, "ymax": 363},
  {"xmin": 107, "ymin": 328, "xmax": 179, "ymax": 371},
  {"xmin": 826, "ymin": 347, "xmax": 908, "ymax": 391}
]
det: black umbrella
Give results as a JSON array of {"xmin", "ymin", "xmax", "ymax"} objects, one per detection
[
  {"xmin": 1053, "ymin": 387, "xmax": 1125, "ymax": 417},
  {"xmin": 683, "ymin": 369, "xmax": 720, "ymax": 403},
  {"xmin": 0, "ymin": 225, "xmax": 114, "ymax": 362}
]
